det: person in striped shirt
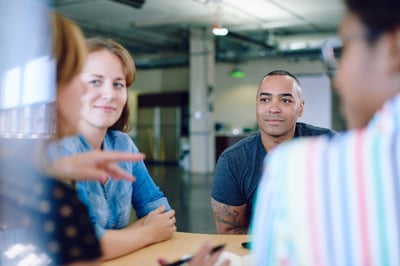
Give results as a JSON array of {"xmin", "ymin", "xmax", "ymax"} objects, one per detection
[{"xmin": 250, "ymin": 0, "xmax": 400, "ymax": 265}]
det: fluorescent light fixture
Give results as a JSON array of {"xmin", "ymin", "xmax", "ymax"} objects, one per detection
[{"xmin": 212, "ymin": 25, "xmax": 229, "ymax": 36}]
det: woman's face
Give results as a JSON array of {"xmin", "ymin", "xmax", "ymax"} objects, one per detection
[
  {"xmin": 56, "ymin": 76, "xmax": 85, "ymax": 138},
  {"xmin": 79, "ymin": 49, "xmax": 127, "ymax": 131}
]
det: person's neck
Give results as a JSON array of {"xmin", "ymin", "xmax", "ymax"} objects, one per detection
[
  {"xmin": 261, "ymin": 131, "xmax": 295, "ymax": 152},
  {"xmin": 79, "ymin": 123, "xmax": 108, "ymax": 150},
  {"xmin": 57, "ymin": 116, "xmax": 74, "ymax": 139},
  {"xmin": 57, "ymin": 124, "xmax": 68, "ymax": 140}
]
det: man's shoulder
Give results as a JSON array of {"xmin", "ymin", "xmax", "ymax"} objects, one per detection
[
  {"xmin": 295, "ymin": 122, "xmax": 336, "ymax": 138},
  {"xmin": 220, "ymin": 132, "xmax": 261, "ymax": 156},
  {"xmin": 269, "ymin": 129, "xmax": 355, "ymax": 163}
]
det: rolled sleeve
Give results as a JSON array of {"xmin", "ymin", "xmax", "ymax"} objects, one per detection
[
  {"xmin": 134, "ymin": 197, "xmax": 171, "ymax": 218},
  {"xmin": 94, "ymin": 223, "xmax": 105, "ymax": 239}
]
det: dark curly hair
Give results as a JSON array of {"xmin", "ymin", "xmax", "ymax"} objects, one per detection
[{"xmin": 345, "ymin": 0, "xmax": 400, "ymax": 32}]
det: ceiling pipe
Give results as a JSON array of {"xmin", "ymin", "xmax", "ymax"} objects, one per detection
[
  {"xmin": 110, "ymin": 0, "xmax": 146, "ymax": 9},
  {"xmin": 226, "ymin": 31, "xmax": 275, "ymax": 50}
]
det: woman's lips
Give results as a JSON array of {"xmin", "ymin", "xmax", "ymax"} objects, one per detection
[{"xmin": 95, "ymin": 106, "xmax": 115, "ymax": 112}]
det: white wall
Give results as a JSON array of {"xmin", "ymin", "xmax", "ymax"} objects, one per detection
[
  {"xmin": 134, "ymin": 67, "xmax": 189, "ymax": 93},
  {"xmin": 130, "ymin": 57, "xmax": 331, "ymax": 131},
  {"xmin": 297, "ymin": 75, "xmax": 331, "ymax": 129}
]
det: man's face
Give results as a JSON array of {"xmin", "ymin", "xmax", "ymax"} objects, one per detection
[
  {"xmin": 256, "ymin": 75, "xmax": 304, "ymax": 140},
  {"xmin": 334, "ymin": 13, "xmax": 397, "ymax": 129}
]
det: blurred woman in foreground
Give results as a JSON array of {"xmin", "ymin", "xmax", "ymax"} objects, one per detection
[{"xmin": 0, "ymin": 13, "xmax": 144, "ymax": 266}]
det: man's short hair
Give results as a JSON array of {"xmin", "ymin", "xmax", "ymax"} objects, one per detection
[{"xmin": 259, "ymin": 70, "xmax": 301, "ymax": 87}]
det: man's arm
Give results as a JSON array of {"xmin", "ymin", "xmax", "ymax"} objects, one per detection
[{"xmin": 211, "ymin": 197, "xmax": 248, "ymax": 234}]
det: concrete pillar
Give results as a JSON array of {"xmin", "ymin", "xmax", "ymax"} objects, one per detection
[{"xmin": 189, "ymin": 28, "xmax": 215, "ymax": 173}]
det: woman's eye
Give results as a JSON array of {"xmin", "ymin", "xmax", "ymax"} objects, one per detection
[
  {"xmin": 114, "ymin": 82, "xmax": 125, "ymax": 89},
  {"xmin": 89, "ymin": 80, "xmax": 101, "ymax": 86}
]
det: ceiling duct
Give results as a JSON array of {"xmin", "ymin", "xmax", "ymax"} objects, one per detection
[
  {"xmin": 110, "ymin": 0, "xmax": 145, "ymax": 9},
  {"xmin": 227, "ymin": 32, "xmax": 275, "ymax": 50}
]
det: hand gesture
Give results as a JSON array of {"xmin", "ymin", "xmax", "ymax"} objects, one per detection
[{"xmin": 50, "ymin": 150, "xmax": 145, "ymax": 182}]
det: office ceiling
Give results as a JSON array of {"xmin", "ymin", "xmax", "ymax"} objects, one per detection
[{"xmin": 54, "ymin": 0, "xmax": 345, "ymax": 69}]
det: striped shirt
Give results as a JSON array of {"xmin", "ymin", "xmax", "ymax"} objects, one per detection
[{"xmin": 250, "ymin": 93, "xmax": 400, "ymax": 266}]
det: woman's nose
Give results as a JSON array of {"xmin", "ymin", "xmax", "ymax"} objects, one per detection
[
  {"xmin": 101, "ymin": 81, "xmax": 114, "ymax": 100},
  {"xmin": 102, "ymin": 93, "xmax": 112, "ymax": 101}
]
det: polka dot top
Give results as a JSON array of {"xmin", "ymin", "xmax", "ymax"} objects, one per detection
[{"xmin": 0, "ymin": 158, "xmax": 102, "ymax": 265}]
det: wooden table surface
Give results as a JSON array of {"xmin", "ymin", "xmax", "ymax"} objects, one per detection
[{"xmin": 102, "ymin": 231, "xmax": 251, "ymax": 266}]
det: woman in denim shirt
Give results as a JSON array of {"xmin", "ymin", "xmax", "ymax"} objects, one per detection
[{"xmin": 57, "ymin": 37, "xmax": 176, "ymax": 261}]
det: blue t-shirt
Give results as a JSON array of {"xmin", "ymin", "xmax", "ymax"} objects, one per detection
[
  {"xmin": 57, "ymin": 130, "xmax": 171, "ymax": 238},
  {"xmin": 211, "ymin": 122, "xmax": 336, "ymax": 222}
]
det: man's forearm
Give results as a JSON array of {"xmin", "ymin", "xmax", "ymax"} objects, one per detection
[{"xmin": 211, "ymin": 199, "xmax": 248, "ymax": 234}]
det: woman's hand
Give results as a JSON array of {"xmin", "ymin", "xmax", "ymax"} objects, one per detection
[
  {"xmin": 50, "ymin": 150, "xmax": 145, "ymax": 182},
  {"xmin": 188, "ymin": 241, "xmax": 230, "ymax": 266},
  {"xmin": 139, "ymin": 205, "xmax": 177, "ymax": 242}
]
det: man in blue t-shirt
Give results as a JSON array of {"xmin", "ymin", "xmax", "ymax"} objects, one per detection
[{"xmin": 211, "ymin": 70, "xmax": 336, "ymax": 234}]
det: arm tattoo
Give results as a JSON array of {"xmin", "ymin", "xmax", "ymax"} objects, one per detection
[
  {"xmin": 211, "ymin": 200, "xmax": 248, "ymax": 233},
  {"xmin": 233, "ymin": 227, "xmax": 248, "ymax": 234}
]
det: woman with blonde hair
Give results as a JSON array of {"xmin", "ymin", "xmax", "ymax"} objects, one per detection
[
  {"xmin": 50, "ymin": 13, "xmax": 144, "ymax": 183},
  {"xmin": 57, "ymin": 37, "xmax": 176, "ymax": 260}
]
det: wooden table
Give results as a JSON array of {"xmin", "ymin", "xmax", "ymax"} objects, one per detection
[{"xmin": 102, "ymin": 232, "xmax": 250, "ymax": 266}]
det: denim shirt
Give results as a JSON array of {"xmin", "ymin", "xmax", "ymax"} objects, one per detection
[{"xmin": 56, "ymin": 130, "xmax": 171, "ymax": 238}]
